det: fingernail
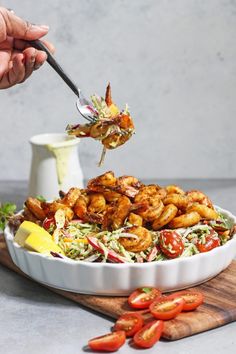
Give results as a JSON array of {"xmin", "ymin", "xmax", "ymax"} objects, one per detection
[
  {"xmin": 34, "ymin": 63, "xmax": 43, "ymax": 70},
  {"xmin": 39, "ymin": 25, "xmax": 49, "ymax": 30}
]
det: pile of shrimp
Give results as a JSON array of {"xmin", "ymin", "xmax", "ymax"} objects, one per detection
[{"xmin": 23, "ymin": 171, "xmax": 220, "ymax": 253}]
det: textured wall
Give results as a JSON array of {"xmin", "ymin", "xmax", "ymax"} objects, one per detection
[{"xmin": 0, "ymin": 0, "xmax": 236, "ymax": 181}]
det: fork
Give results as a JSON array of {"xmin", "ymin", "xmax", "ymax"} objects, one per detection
[{"xmin": 29, "ymin": 40, "xmax": 98, "ymax": 123}]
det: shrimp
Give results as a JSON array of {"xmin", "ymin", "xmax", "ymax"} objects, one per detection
[
  {"xmin": 102, "ymin": 205, "xmax": 115, "ymax": 231},
  {"xmin": 186, "ymin": 190, "xmax": 213, "ymax": 208},
  {"xmin": 165, "ymin": 185, "xmax": 185, "ymax": 195},
  {"xmin": 88, "ymin": 193, "xmax": 106, "ymax": 213},
  {"xmin": 163, "ymin": 194, "xmax": 188, "ymax": 210},
  {"xmin": 134, "ymin": 185, "xmax": 160, "ymax": 202},
  {"xmin": 186, "ymin": 203, "xmax": 218, "ymax": 220},
  {"xmin": 23, "ymin": 207, "xmax": 41, "ymax": 224},
  {"xmin": 111, "ymin": 195, "xmax": 132, "ymax": 230},
  {"xmin": 87, "ymin": 171, "xmax": 117, "ymax": 193},
  {"xmin": 115, "ymin": 176, "xmax": 141, "ymax": 198},
  {"xmin": 168, "ymin": 211, "xmax": 201, "ymax": 228},
  {"xmin": 119, "ymin": 226, "xmax": 152, "ymax": 252},
  {"xmin": 42, "ymin": 201, "xmax": 74, "ymax": 221},
  {"xmin": 103, "ymin": 190, "xmax": 121, "ymax": 202},
  {"xmin": 74, "ymin": 195, "xmax": 89, "ymax": 220},
  {"xmin": 25, "ymin": 197, "xmax": 46, "ymax": 221},
  {"xmin": 60, "ymin": 187, "xmax": 81, "ymax": 207},
  {"xmin": 137, "ymin": 198, "xmax": 164, "ymax": 222},
  {"xmin": 152, "ymin": 204, "xmax": 178, "ymax": 230},
  {"xmin": 128, "ymin": 213, "xmax": 143, "ymax": 226}
]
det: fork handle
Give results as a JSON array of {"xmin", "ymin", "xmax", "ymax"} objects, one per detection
[{"xmin": 28, "ymin": 39, "xmax": 80, "ymax": 98}]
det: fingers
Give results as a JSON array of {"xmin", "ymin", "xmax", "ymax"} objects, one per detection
[
  {"xmin": 0, "ymin": 7, "xmax": 49, "ymax": 41},
  {"xmin": 0, "ymin": 53, "xmax": 25, "ymax": 89},
  {"xmin": 14, "ymin": 38, "xmax": 55, "ymax": 54}
]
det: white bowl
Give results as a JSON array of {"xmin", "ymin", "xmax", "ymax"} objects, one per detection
[{"xmin": 4, "ymin": 206, "xmax": 236, "ymax": 296}]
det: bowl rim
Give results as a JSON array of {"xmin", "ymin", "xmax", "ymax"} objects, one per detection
[{"xmin": 4, "ymin": 205, "xmax": 236, "ymax": 268}]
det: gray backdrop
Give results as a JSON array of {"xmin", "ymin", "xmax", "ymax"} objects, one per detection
[{"xmin": 0, "ymin": 0, "xmax": 236, "ymax": 181}]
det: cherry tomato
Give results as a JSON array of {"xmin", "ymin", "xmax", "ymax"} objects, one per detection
[
  {"xmin": 159, "ymin": 230, "xmax": 184, "ymax": 258},
  {"xmin": 113, "ymin": 312, "xmax": 144, "ymax": 337},
  {"xmin": 42, "ymin": 217, "xmax": 55, "ymax": 231},
  {"xmin": 196, "ymin": 233, "xmax": 220, "ymax": 253},
  {"xmin": 88, "ymin": 331, "xmax": 126, "ymax": 352},
  {"xmin": 168, "ymin": 290, "xmax": 204, "ymax": 311},
  {"xmin": 149, "ymin": 296, "xmax": 185, "ymax": 320},
  {"xmin": 128, "ymin": 287, "xmax": 162, "ymax": 309},
  {"xmin": 133, "ymin": 320, "xmax": 164, "ymax": 348}
]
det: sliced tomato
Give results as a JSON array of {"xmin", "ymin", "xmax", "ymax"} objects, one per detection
[
  {"xmin": 159, "ymin": 230, "xmax": 184, "ymax": 258},
  {"xmin": 196, "ymin": 233, "xmax": 220, "ymax": 253},
  {"xmin": 88, "ymin": 331, "xmax": 126, "ymax": 352},
  {"xmin": 128, "ymin": 287, "xmax": 162, "ymax": 309},
  {"xmin": 168, "ymin": 290, "xmax": 204, "ymax": 311},
  {"xmin": 133, "ymin": 320, "xmax": 163, "ymax": 348},
  {"xmin": 149, "ymin": 296, "xmax": 185, "ymax": 320},
  {"xmin": 113, "ymin": 312, "xmax": 144, "ymax": 337},
  {"xmin": 42, "ymin": 217, "xmax": 55, "ymax": 231}
]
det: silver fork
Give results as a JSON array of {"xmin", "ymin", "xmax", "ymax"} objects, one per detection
[{"xmin": 29, "ymin": 40, "xmax": 98, "ymax": 123}]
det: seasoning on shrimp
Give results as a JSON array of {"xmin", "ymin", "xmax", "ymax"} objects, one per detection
[{"xmin": 66, "ymin": 83, "xmax": 135, "ymax": 166}]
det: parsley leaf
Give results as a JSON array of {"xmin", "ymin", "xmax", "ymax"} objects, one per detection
[
  {"xmin": 36, "ymin": 195, "xmax": 46, "ymax": 203},
  {"xmin": 141, "ymin": 287, "xmax": 152, "ymax": 294},
  {"xmin": 0, "ymin": 202, "xmax": 16, "ymax": 231}
]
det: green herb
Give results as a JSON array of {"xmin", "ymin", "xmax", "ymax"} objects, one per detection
[
  {"xmin": 36, "ymin": 195, "xmax": 46, "ymax": 202},
  {"xmin": 141, "ymin": 287, "xmax": 152, "ymax": 294},
  {"xmin": 0, "ymin": 202, "xmax": 16, "ymax": 231}
]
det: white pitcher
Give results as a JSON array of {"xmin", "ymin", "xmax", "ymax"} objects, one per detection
[{"xmin": 28, "ymin": 133, "xmax": 84, "ymax": 200}]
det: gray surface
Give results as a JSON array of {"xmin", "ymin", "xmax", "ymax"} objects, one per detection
[
  {"xmin": 0, "ymin": 179, "xmax": 236, "ymax": 354},
  {"xmin": 0, "ymin": 0, "xmax": 236, "ymax": 180}
]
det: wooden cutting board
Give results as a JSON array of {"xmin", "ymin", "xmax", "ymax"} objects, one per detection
[{"xmin": 1, "ymin": 236, "xmax": 236, "ymax": 340}]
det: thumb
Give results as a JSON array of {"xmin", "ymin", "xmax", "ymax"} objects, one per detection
[{"xmin": 0, "ymin": 7, "xmax": 49, "ymax": 41}]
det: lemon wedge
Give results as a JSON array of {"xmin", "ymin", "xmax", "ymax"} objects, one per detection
[
  {"xmin": 14, "ymin": 221, "xmax": 52, "ymax": 247},
  {"xmin": 24, "ymin": 232, "xmax": 64, "ymax": 256}
]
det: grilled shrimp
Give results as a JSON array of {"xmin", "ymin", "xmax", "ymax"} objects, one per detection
[
  {"xmin": 111, "ymin": 195, "xmax": 132, "ymax": 230},
  {"xmin": 87, "ymin": 171, "xmax": 117, "ymax": 193},
  {"xmin": 88, "ymin": 193, "xmax": 106, "ymax": 213},
  {"xmin": 103, "ymin": 190, "xmax": 121, "ymax": 202},
  {"xmin": 152, "ymin": 204, "xmax": 178, "ymax": 230},
  {"xmin": 74, "ymin": 195, "xmax": 89, "ymax": 220},
  {"xmin": 186, "ymin": 190, "xmax": 213, "ymax": 208},
  {"xmin": 115, "ymin": 176, "xmax": 141, "ymax": 198},
  {"xmin": 186, "ymin": 203, "xmax": 218, "ymax": 220},
  {"xmin": 134, "ymin": 185, "xmax": 160, "ymax": 202},
  {"xmin": 42, "ymin": 201, "xmax": 74, "ymax": 221},
  {"xmin": 165, "ymin": 185, "xmax": 185, "ymax": 195},
  {"xmin": 25, "ymin": 197, "xmax": 46, "ymax": 221},
  {"xmin": 128, "ymin": 213, "xmax": 143, "ymax": 226},
  {"xmin": 60, "ymin": 187, "xmax": 81, "ymax": 207},
  {"xmin": 119, "ymin": 226, "xmax": 152, "ymax": 252},
  {"xmin": 137, "ymin": 197, "xmax": 164, "ymax": 222},
  {"xmin": 102, "ymin": 205, "xmax": 115, "ymax": 230},
  {"xmin": 168, "ymin": 211, "xmax": 201, "ymax": 228},
  {"xmin": 163, "ymin": 194, "xmax": 188, "ymax": 210}
]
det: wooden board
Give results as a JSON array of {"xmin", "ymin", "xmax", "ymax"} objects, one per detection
[{"xmin": 1, "ymin": 236, "xmax": 236, "ymax": 340}]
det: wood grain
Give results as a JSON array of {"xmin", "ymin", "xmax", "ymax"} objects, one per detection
[{"xmin": 0, "ymin": 236, "xmax": 236, "ymax": 340}]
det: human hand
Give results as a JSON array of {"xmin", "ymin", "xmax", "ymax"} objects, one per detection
[{"xmin": 0, "ymin": 7, "xmax": 54, "ymax": 89}]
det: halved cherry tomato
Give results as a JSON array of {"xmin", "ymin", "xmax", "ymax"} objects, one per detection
[
  {"xmin": 42, "ymin": 217, "xmax": 55, "ymax": 231},
  {"xmin": 113, "ymin": 312, "xmax": 144, "ymax": 337},
  {"xmin": 149, "ymin": 296, "xmax": 185, "ymax": 320},
  {"xmin": 168, "ymin": 290, "xmax": 204, "ymax": 311},
  {"xmin": 128, "ymin": 287, "xmax": 162, "ymax": 309},
  {"xmin": 196, "ymin": 233, "xmax": 220, "ymax": 253},
  {"xmin": 159, "ymin": 230, "xmax": 184, "ymax": 258},
  {"xmin": 133, "ymin": 320, "xmax": 164, "ymax": 348},
  {"xmin": 88, "ymin": 330, "xmax": 126, "ymax": 352}
]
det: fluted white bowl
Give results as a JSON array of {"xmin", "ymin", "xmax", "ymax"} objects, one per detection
[{"xmin": 4, "ymin": 206, "xmax": 236, "ymax": 295}]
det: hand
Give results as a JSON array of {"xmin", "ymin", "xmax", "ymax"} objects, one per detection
[{"xmin": 0, "ymin": 7, "xmax": 54, "ymax": 89}]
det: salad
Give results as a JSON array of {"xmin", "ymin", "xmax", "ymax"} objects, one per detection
[{"xmin": 11, "ymin": 171, "xmax": 235, "ymax": 263}]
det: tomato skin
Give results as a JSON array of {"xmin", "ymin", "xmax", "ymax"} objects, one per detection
[
  {"xmin": 168, "ymin": 291, "xmax": 204, "ymax": 311},
  {"xmin": 149, "ymin": 296, "xmax": 185, "ymax": 320},
  {"xmin": 128, "ymin": 288, "xmax": 162, "ymax": 309},
  {"xmin": 113, "ymin": 313, "xmax": 144, "ymax": 337},
  {"xmin": 133, "ymin": 320, "xmax": 164, "ymax": 348},
  {"xmin": 88, "ymin": 331, "xmax": 126, "ymax": 352},
  {"xmin": 159, "ymin": 230, "xmax": 184, "ymax": 258},
  {"xmin": 42, "ymin": 217, "xmax": 55, "ymax": 231},
  {"xmin": 196, "ymin": 234, "xmax": 220, "ymax": 253}
]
